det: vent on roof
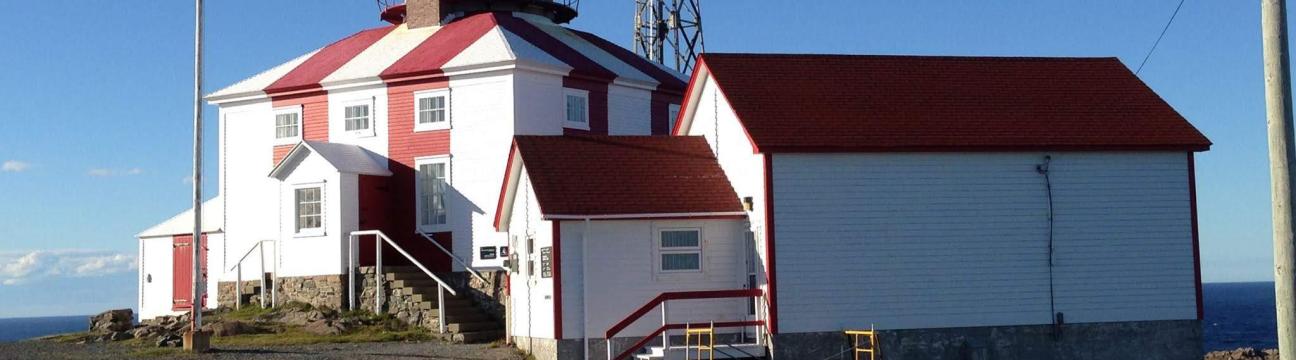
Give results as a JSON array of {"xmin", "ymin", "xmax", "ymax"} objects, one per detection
[{"xmin": 380, "ymin": 0, "xmax": 578, "ymax": 27}]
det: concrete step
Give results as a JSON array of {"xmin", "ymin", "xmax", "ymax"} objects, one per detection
[
  {"xmin": 447, "ymin": 321, "xmax": 500, "ymax": 333},
  {"xmin": 409, "ymin": 293, "xmax": 473, "ymax": 305},
  {"xmin": 443, "ymin": 311, "xmax": 491, "ymax": 324},
  {"xmin": 452, "ymin": 329, "xmax": 503, "ymax": 343},
  {"xmin": 390, "ymin": 279, "xmax": 441, "ymax": 288},
  {"xmin": 633, "ymin": 344, "xmax": 766, "ymax": 360}
]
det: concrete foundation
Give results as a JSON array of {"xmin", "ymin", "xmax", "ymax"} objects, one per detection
[{"xmin": 771, "ymin": 320, "xmax": 1202, "ymax": 360}]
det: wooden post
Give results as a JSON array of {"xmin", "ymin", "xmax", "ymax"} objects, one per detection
[{"xmin": 1265, "ymin": 1, "xmax": 1296, "ymax": 358}]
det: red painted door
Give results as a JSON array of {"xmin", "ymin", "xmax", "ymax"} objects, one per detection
[{"xmin": 172, "ymin": 234, "xmax": 208, "ymax": 310}]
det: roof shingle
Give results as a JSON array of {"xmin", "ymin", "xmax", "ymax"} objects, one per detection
[
  {"xmin": 512, "ymin": 135, "xmax": 743, "ymax": 217},
  {"xmin": 698, "ymin": 53, "xmax": 1212, "ymax": 152}
]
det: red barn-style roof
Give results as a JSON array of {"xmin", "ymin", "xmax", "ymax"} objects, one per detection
[
  {"xmin": 682, "ymin": 53, "xmax": 1212, "ymax": 153},
  {"xmin": 495, "ymin": 135, "xmax": 744, "ymax": 229}
]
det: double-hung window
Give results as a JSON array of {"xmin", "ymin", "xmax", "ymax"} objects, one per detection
[
  {"xmin": 667, "ymin": 104, "xmax": 681, "ymax": 132},
  {"xmin": 564, "ymin": 88, "xmax": 589, "ymax": 130},
  {"xmin": 658, "ymin": 229, "xmax": 702, "ymax": 272},
  {"xmin": 416, "ymin": 157, "xmax": 450, "ymax": 232},
  {"xmin": 294, "ymin": 186, "xmax": 323, "ymax": 235},
  {"xmin": 343, "ymin": 100, "xmax": 374, "ymax": 136},
  {"xmin": 414, "ymin": 89, "xmax": 450, "ymax": 132},
  {"xmin": 273, "ymin": 107, "xmax": 302, "ymax": 145}
]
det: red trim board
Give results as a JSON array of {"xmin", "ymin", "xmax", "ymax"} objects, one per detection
[
  {"xmin": 762, "ymin": 154, "xmax": 778, "ymax": 334},
  {"xmin": 553, "ymin": 220, "xmax": 563, "ymax": 339},
  {"xmin": 1189, "ymin": 152, "xmax": 1203, "ymax": 320}
]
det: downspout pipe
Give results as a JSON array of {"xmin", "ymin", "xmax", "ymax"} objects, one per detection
[{"xmin": 582, "ymin": 218, "xmax": 591, "ymax": 360}]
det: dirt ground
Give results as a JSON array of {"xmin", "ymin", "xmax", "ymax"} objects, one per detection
[{"xmin": 0, "ymin": 339, "xmax": 526, "ymax": 360}]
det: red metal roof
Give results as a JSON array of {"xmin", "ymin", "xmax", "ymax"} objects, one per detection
[
  {"xmin": 696, "ymin": 53, "xmax": 1212, "ymax": 152},
  {"xmin": 511, "ymin": 135, "xmax": 743, "ymax": 216}
]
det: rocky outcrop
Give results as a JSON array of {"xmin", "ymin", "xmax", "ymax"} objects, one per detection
[
  {"xmin": 88, "ymin": 309, "xmax": 133, "ymax": 333},
  {"xmin": 1205, "ymin": 348, "xmax": 1279, "ymax": 360}
]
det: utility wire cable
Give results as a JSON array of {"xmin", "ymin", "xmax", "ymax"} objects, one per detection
[{"xmin": 1136, "ymin": 0, "xmax": 1187, "ymax": 74}]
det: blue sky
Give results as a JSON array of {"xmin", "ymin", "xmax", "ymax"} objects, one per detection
[{"xmin": 0, "ymin": 1, "xmax": 1271, "ymax": 317}]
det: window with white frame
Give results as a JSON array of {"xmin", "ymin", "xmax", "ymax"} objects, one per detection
[
  {"xmin": 658, "ymin": 229, "xmax": 702, "ymax": 272},
  {"xmin": 564, "ymin": 89, "xmax": 589, "ymax": 130},
  {"xmin": 667, "ymin": 104, "xmax": 681, "ymax": 133},
  {"xmin": 343, "ymin": 101, "xmax": 373, "ymax": 136},
  {"xmin": 415, "ymin": 90, "xmax": 450, "ymax": 131},
  {"xmin": 416, "ymin": 157, "xmax": 450, "ymax": 231},
  {"xmin": 274, "ymin": 107, "xmax": 302, "ymax": 144},
  {"xmin": 294, "ymin": 186, "xmax": 323, "ymax": 234}
]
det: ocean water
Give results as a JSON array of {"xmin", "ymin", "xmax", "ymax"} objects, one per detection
[
  {"xmin": 1204, "ymin": 282, "xmax": 1277, "ymax": 351},
  {"xmin": 0, "ymin": 283, "xmax": 1280, "ymax": 347},
  {"xmin": 0, "ymin": 315, "xmax": 88, "ymax": 342}
]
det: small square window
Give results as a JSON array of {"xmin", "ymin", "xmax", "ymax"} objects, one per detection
[
  {"xmin": 273, "ymin": 107, "xmax": 302, "ymax": 144},
  {"xmin": 564, "ymin": 89, "xmax": 589, "ymax": 130},
  {"xmin": 658, "ymin": 229, "xmax": 702, "ymax": 272},
  {"xmin": 344, "ymin": 102, "xmax": 373, "ymax": 136},
  {"xmin": 415, "ymin": 90, "xmax": 451, "ymax": 132}
]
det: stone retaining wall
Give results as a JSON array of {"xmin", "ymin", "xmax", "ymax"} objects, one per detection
[
  {"xmin": 275, "ymin": 275, "xmax": 347, "ymax": 310},
  {"xmin": 771, "ymin": 319, "xmax": 1202, "ymax": 360}
]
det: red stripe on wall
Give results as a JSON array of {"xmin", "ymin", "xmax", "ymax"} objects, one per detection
[
  {"xmin": 272, "ymin": 91, "xmax": 330, "ymax": 142},
  {"xmin": 380, "ymin": 13, "xmax": 500, "ymax": 80},
  {"xmin": 650, "ymin": 91, "xmax": 681, "ymax": 135},
  {"xmin": 266, "ymin": 26, "xmax": 396, "ymax": 94},
  {"xmin": 762, "ymin": 154, "xmax": 778, "ymax": 334},
  {"xmin": 272, "ymin": 145, "xmax": 294, "ymax": 167},
  {"xmin": 553, "ymin": 220, "xmax": 563, "ymax": 339},
  {"xmin": 1188, "ymin": 152, "xmax": 1203, "ymax": 320},
  {"xmin": 381, "ymin": 78, "xmax": 453, "ymax": 271},
  {"xmin": 561, "ymin": 77, "xmax": 609, "ymax": 135}
]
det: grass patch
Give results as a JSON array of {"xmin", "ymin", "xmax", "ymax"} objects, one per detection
[
  {"xmin": 211, "ymin": 326, "xmax": 432, "ymax": 347},
  {"xmin": 211, "ymin": 304, "xmax": 277, "ymax": 322},
  {"xmin": 126, "ymin": 347, "xmax": 190, "ymax": 358},
  {"xmin": 36, "ymin": 332, "xmax": 93, "ymax": 343}
]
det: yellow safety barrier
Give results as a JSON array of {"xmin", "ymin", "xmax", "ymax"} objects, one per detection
[
  {"xmin": 684, "ymin": 322, "xmax": 715, "ymax": 360},
  {"xmin": 845, "ymin": 326, "xmax": 878, "ymax": 360}
]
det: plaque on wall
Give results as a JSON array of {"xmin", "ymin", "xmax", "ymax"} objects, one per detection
[
  {"xmin": 480, "ymin": 246, "xmax": 498, "ymax": 260},
  {"xmin": 540, "ymin": 246, "xmax": 553, "ymax": 278}
]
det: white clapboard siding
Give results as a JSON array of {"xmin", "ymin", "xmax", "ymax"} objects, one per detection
[{"xmin": 770, "ymin": 152, "xmax": 1196, "ymax": 333}]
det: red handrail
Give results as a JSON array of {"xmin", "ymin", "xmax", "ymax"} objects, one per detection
[
  {"xmin": 612, "ymin": 320, "xmax": 764, "ymax": 360},
  {"xmin": 604, "ymin": 289, "xmax": 763, "ymax": 339}
]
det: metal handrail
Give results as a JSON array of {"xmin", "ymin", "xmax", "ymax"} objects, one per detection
[
  {"xmin": 348, "ymin": 230, "xmax": 457, "ymax": 333},
  {"xmin": 604, "ymin": 289, "xmax": 764, "ymax": 360},
  {"xmin": 417, "ymin": 232, "xmax": 488, "ymax": 284},
  {"xmin": 227, "ymin": 240, "xmax": 275, "ymax": 309}
]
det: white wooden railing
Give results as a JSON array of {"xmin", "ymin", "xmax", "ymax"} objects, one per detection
[
  {"xmin": 416, "ymin": 232, "xmax": 488, "ymax": 284},
  {"xmin": 227, "ymin": 239, "xmax": 275, "ymax": 309},
  {"xmin": 348, "ymin": 230, "xmax": 456, "ymax": 333}
]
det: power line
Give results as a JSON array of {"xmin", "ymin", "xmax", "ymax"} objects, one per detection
[{"xmin": 1136, "ymin": 0, "xmax": 1187, "ymax": 74}]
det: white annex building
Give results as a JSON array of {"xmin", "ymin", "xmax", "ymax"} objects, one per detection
[{"xmin": 138, "ymin": 1, "xmax": 1213, "ymax": 359}]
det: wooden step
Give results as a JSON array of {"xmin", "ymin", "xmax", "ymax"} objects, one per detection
[{"xmin": 452, "ymin": 329, "xmax": 503, "ymax": 343}]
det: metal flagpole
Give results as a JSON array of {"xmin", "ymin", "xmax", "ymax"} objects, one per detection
[
  {"xmin": 1263, "ymin": 0, "xmax": 1296, "ymax": 358},
  {"xmin": 187, "ymin": 0, "xmax": 208, "ymax": 352}
]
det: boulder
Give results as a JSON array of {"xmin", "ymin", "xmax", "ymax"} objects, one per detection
[
  {"xmin": 156, "ymin": 333, "xmax": 183, "ymax": 347},
  {"xmin": 202, "ymin": 320, "xmax": 259, "ymax": 337},
  {"xmin": 88, "ymin": 309, "xmax": 134, "ymax": 333},
  {"xmin": 1204, "ymin": 348, "xmax": 1279, "ymax": 360},
  {"xmin": 301, "ymin": 320, "xmax": 348, "ymax": 336},
  {"xmin": 130, "ymin": 325, "xmax": 166, "ymax": 339}
]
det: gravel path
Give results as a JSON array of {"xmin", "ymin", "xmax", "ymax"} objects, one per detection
[{"xmin": 0, "ymin": 340, "xmax": 526, "ymax": 360}]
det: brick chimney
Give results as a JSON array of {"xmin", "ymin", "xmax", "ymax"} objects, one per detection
[
  {"xmin": 395, "ymin": 0, "xmax": 578, "ymax": 28},
  {"xmin": 405, "ymin": 0, "xmax": 448, "ymax": 29}
]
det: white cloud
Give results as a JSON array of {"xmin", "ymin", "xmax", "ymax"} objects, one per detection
[
  {"xmin": 87, "ymin": 168, "xmax": 144, "ymax": 177},
  {"xmin": 2, "ymin": 160, "xmax": 30, "ymax": 173},
  {"xmin": 0, "ymin": 250, "xmax": 137, "ymax": 286}
]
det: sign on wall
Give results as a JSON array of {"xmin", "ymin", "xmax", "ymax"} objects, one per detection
[{"xmin": 540, "ymin": 246, "xmax": 553, "ymax": 278}]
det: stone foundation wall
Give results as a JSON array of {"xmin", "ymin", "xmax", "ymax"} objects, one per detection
[
  {"xmin": 275, "ymin": 275, "xmax": 348, "ymax": 310},
  {"xmin": 215, "ymin": 280, "xmax": 263, "ymax": 309},
  {"xmin": 771, "ymin": 320, "xmax": 1202, "ymax": 360},
  {"xmin": 354, "ymin": 267, "xmax": 440, "ymax": 330},
  {"xmin": 452, "ymin": 270, "xmax": 508, "ymax": 321}
]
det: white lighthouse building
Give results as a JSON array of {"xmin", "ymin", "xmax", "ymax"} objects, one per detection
[{"xmin": 139, "ymin": 1, "xmax": 1212, "ymax": 359}]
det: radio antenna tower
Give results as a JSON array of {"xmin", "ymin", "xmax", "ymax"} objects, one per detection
[{"xmin": 634, "ymin": 0, "xmax": 704, "ymax": 74}]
